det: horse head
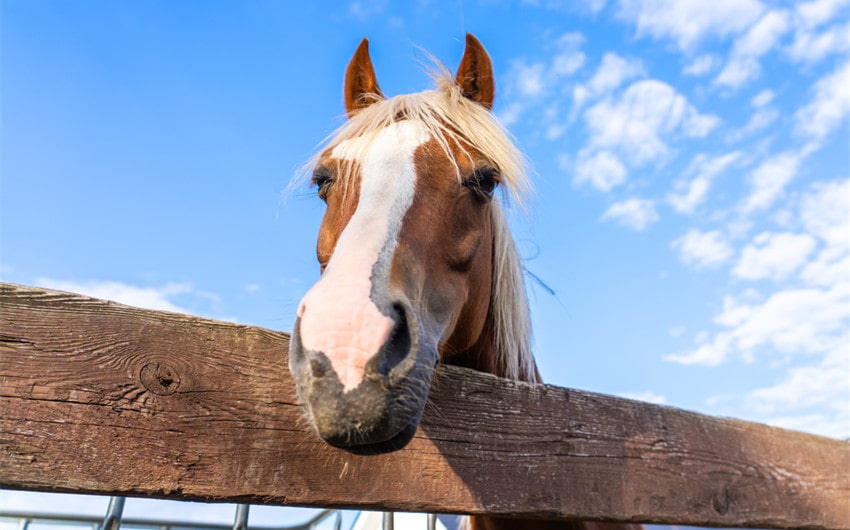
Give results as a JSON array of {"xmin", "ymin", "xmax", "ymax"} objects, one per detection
[{"xmin": 289, "ymin": 34, "xmax": 534, "ymax": 454}]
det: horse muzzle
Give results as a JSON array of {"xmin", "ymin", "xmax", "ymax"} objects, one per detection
[{"xmin": 288, "ymin": 300, "xmax": 437, "ymax": 453}]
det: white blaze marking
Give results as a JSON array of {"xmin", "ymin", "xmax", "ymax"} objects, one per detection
[{"xmin": 298, "ymin": 121, "xmax": 430, "ymax": 392}]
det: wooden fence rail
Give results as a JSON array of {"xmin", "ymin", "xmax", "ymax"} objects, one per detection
[{"xmin": 1, "ymin": 283, "xmax": 848, "ymax": 529}]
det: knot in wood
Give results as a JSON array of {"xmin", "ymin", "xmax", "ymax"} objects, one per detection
[{"xmin": 140, "ymin": 361, "xmax": 180, "ymax": 395}]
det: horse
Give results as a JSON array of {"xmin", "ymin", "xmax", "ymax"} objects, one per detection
[{"xmin": 288, "ymin": 34, "xmax": 644, "ymax": 530}]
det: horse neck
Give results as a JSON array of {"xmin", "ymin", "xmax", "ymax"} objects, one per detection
[
  {"xmin": 449, "ymin": 300, "xmax": 542, "ymax": 383},
  {"xmin": 447, "ymin": 301, "xmax": 502, "ymax": 377},
  {"xmin": 448, "ymin": 206, "xmax": 540, "ymax": 384}
]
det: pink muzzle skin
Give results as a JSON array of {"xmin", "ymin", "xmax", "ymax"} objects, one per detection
[{"xmin": 296, "ymin": 270, "xmax": 395, "ymax": 393}]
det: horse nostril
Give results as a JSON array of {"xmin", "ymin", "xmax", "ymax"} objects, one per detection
[
  {"xmin": 310, "ymin": 357, "xmax": 329, "ymax": 378},
  {"xmin": 381, "ymin": 303, "xmax": 412, "ymax": 375}
]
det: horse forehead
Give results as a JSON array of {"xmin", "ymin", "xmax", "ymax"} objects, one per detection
[{"xmin": 330, "ymin": 120, "xmax": 432, "ymax": 165}]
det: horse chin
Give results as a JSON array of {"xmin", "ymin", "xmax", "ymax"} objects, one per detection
[
  {"xmin": 305, "ymin": 370, "xmax": 430, "ymax": 454},
  {"xmin": 325, "ymin": 417, "xmax": 420, "ymax": 455}
]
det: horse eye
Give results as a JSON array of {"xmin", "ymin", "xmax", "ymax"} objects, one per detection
[
  {"xmin": 466, "ymin": 168, "xmax": 500, "ymax": 200},
  {"xmin": 311, "ymin": 168, "xmax": 334, "ymax": 199}
]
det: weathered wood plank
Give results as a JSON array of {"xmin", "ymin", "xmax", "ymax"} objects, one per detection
[{"xmin": 1, "ymin": 282, "xmax": 847, "ymax": 529}]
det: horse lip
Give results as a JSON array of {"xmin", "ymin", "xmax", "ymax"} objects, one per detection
[{"xmin": 324, "ymin": 415, "xmax": 420, "ymax": 455}]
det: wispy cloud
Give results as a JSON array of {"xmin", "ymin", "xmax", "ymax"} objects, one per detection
[
  {"xmin": 788, "ymin": 0, "xmax": 850, "ymax": 63},
  {"xmin": 347, "ymin": 0, "xmax": 389, "ymax": 20},
  {"xmin": 732, "ymin": 232, "xmax": 817, "ymax": 281},
  {"xmin": 800, "ymin": 179, "xmax": 850, "ymax": 287},
  {"xmin": 740, "ymin": 148, "xmax": 813, "ymax": 215},
  {"xmin": 668, "ymin": 151, "xmax": 741, "ymax": 213},
  {"xmin": 617, "ymin": 0, "xmax": 766, "ymax": 52},
  {"xmin": 601, "ymin": 198, "xmax": 659, "ymax": 230},
  {"xmin": 573, "ymin": 149, "xmax": 627, "ymax": 191},
  {"xmin": 795, "ymin": 0, "xmax": 850, "ymax": 28},
  {"xmin": 671, "ymin": 229, "xmax": 734, "ymax": 268},
  {"xmin": 714, "ymin": 9, "xmax": 792, "ymax": 89},
  {"xmin": 794, "ymin": 60, "xmax": 850, "ymax": 143},
  {"xmin": 35, "ymin": 278, "xmax": 195, "ymax": 313},
  {"xmin": 726, "ymin": 92, "xmax": 780, "ymax": 142},
  {"xmin": 618, "ymin": 390, "xmax": 667, "ymax": 404},
  {"xmin": 748, "ymin": 343, "xmax": 848, "ymax": 414},
  {"xmin": 572, "ymin": 52, "xmax": 644, "ymax": 116},
  {"xmin": 682, "ymin": 54, "xmax": 719, "ymax": 76},
  {"xmin": 499, "ymin": 32, "xmax": 586, "ymax": 126}
]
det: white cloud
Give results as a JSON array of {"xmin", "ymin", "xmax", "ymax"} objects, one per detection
[
  {"xmin": 732, "ymin": 10, "xmax": 792, "ymax": 57},
  {"xmin": 714, "ymin": 10, "xmax": 792, "ymax": 89},
  {"xmin": 682, "ymin": 54, "xmax": 719, "ymax": 76},
  {"xmin": 497, "ymin": 101, "xmax": 524, "ymax": 126},
  {"xmin": 756, "ymin": 411, "xmax": 849, "ymax": 439},
  {"xmin": 800, "ymin": 178, "xmax": 850, "ymax": 249},
  {"xmin": 551, "ymin": 33, "xmax": 587, "ymax": 76},
  {"xmin": 617, "ymin": 0, "xmax": 766, "ymax": 51},
  {"xmin": 511, "ymin": 61, "xmax": 547, "ymax": 98},
  {"xmin": 34, "ymin": 278, "xmax": 193, "ymax": 313},
  {"xmin": 788, "ymin": 0, "xmax": 850, "ymax": 63},
  {"xmin": 795, "ymin": 0, "xmax": 850, "ymax": 28},
  {"xmin": 668, "ymin": 151, "xmax": 741, "ymax": 213},
  {"xmin": 577, "ymin": 53, "xmax": 644, "ymax": 107},
  {"xmin": 619, "ymin": 391, "xmax": 667, "ymax": 404},
  {"xmin": 748, "ymin": 342, "xmax": 849, "ymax": 415},
  {"xmin": 740, "ymin": 149, "xmax": 810, "ymax": 215},
  {"xmin": 591, "ymin": 53, "xmax": 644, "ymax": 92},
  {"xmin": 794, "ymin": 60, "xmax": 850, "ymax": 143},
  {"xmin": 501, "ymin": 33, "xmax": 586, "ymax": 130},
  {"xmin": 716, "ymin": 228, "xmax": 848, "ymax": 360},
  {"xmin": 573, "ymin": 149, "xmax": 627, "ymax": 191},
  {"xmin": 505, "ymin": 32, "xmax": 586, "ymax": 102},
  {"xmin": 668, "ymin": 282, "xmax": 850, "ymax": 366},
  {"xmin": 751, "ymin": 89, "xmax": 775, "ymax": 107},
  {"xmin": 800, "ymin": 178, "xmax": 850, "ymax": 287},
  {"xmin": 665, "ymin": 333, "xmax": 730, "ymax": 366},
  {"xmin": 733, "ymin": 232, "xmax": 818, "ymax": 281},
  {"xmin": 802, "ymin": 251, "xmax": 850, "ymax": 288},
  {"xmin": 726, "ymin": 89, "xmax": 779, "ymax": 142},
  {"xmin": 727, "ymin": 106, "xmax": 780, "ymax": 142},
  {"xmin": 671, "ymin": 229, "xmax": 734, "ymax": 268},
  {"xmin": 789, "ymin": 20, "xmax": 850, "ymax": 63},
  {"xmin": 601, "ymin": 198, "xmax": 659, "ymax": 230},
  {"xmin": 522, "ymin": 0, "xmax": 606, "ymax": 13},
  {"xmin": 584, "ymin": 80, "xmax": 720, "ymax": 165}
]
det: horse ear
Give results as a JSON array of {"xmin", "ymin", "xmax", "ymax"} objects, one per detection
[
  {"xmin": 344, "ymin": 38, "xmax": 384, "ymax": 117},
  {"xmin": 456, "ymin": 33, "xmax": 495, "ymax": 110}
]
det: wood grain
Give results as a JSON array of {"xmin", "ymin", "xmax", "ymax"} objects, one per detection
[{"xmin": 1, "ymin": 283, "xmax": 847, "ymax": 529}]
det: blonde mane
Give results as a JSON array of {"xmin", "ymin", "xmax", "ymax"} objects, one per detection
[{"xmin": 298, "ymin": 68, "xmax": 537, "ymax": 383}]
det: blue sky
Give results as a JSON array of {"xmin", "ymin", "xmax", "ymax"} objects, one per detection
[{"xmin": 2, "ymin": 0, "xmax": 848, "ymax": 527}]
